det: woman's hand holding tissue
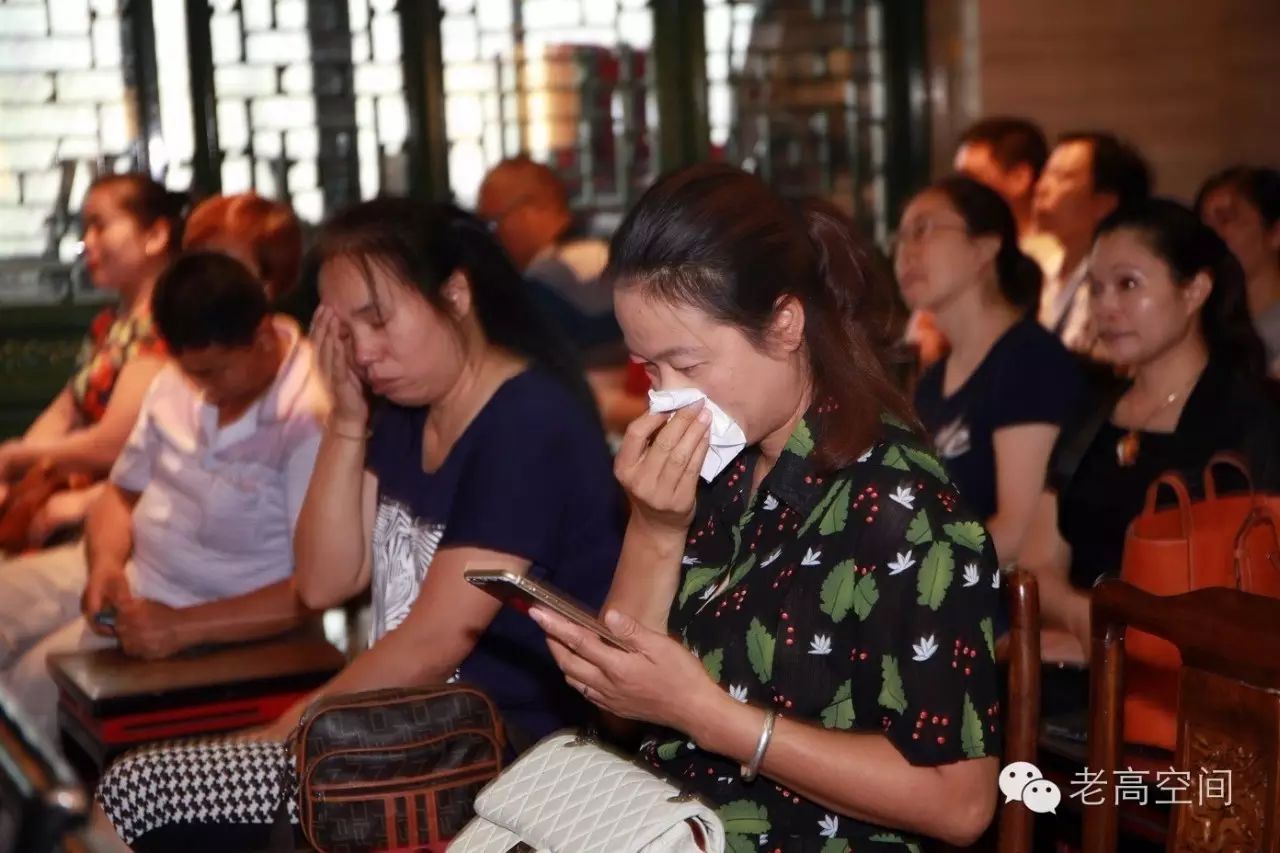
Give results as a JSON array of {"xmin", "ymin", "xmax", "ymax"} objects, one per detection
[{"xmin": 614, "ymin": 398, "xmax": 711, "ymax": 533}]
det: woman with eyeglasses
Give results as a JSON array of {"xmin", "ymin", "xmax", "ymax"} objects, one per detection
[{"xmin": 896, "ymin": 176, "xmax": 1082, "ymax": 571}]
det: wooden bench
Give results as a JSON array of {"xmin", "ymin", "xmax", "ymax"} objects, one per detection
[{"xmin": 48, "ymin": 627, "xmax": 344, "ymax": 773}]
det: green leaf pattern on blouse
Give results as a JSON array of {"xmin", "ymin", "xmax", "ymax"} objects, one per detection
[{"xmin": 649, "ymin": 416, "xmax": 1001, "ymax": 851}]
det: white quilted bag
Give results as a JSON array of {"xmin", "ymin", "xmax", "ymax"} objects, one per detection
[{"xmin": 449, "ymin": 731, "xmax": 725, "ymax": 853}]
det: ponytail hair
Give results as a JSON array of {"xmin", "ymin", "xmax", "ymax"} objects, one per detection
[
  {"xmin": 604, "ymin": 162, "xmax": 916, "ymax": 471},
  {"xmin": 1096, "ymin": 197, "xmax": 1267, "ymax": 378},
  {"xmin": 86, "ymin": 173, "xmax": 188, "ymax": 252},
  {"xmin": 312, "ymin": 197, "xmax": 596, "ymax": 417},
  {"xmin": 801, "ymin": 198, "xmax": 905, "ymax": 354},
  {"xmin": 926, "ymin": 174, "xmax": 1041, "ymax": 313}
]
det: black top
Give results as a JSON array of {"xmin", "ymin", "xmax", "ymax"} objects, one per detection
[
  {"xmin": 915, "ymin": 320, "xmax": 1082, "ymax": 522},
  {"xmin": 365, "ymin": 369, "xmax": 625, "ymax": 743},
  {"xmin": 1052, "ymin": 359, "xmax": 1280, "ymax": 589},
  {"xmin": 646, "ymin": 409, "xmax": 1002, "ymax": 852}
]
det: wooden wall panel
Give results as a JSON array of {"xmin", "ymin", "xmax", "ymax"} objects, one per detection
[{"xmin": 928, "ymin": 0, "xmax": 1280, "ymax": 200}]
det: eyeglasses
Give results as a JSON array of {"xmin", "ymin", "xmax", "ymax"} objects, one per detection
[{"xmin": 896, "ymin": 218, "xmax": 969, "ymax": 246}]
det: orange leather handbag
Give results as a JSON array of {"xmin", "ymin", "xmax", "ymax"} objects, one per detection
[
  {"xmin": 0, "ymin": 462, "xmax": 65, "ymax": 555},
  {"xmin": 1119, "ymin": 454, "xmax": 1280, "ymax": 750}
]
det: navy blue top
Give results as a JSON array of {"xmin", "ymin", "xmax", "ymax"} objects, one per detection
[
  {"xmin": 365, "ymin": 368, "xmax": 624, "ymax": 746},
  {"xmin": 915, "ymin": 320, "xmax": 1082, "ymax": 522}
]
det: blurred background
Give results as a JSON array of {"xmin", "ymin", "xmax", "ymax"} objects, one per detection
[{"xmin": 2, "ymin": 0, "xmax": 1278, "ymax": 432}]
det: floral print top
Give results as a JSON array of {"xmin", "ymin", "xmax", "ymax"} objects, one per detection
[
  {"xmin": 644, "ymin": 409, "xmax": 1002, "ymax": 853},
  {"xmin": 68, "ymin": 307, "xmax": 167, "ymax": 425}
]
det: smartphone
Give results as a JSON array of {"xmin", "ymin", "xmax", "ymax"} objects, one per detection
[
  {"xmin": 93, "ymin": 606, "xmax": 117, "ymax": 630},
  {"xmin": 464, "ymin": 569, "xmax": 636, "ymax": 653}
]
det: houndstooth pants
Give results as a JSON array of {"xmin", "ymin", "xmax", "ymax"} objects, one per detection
[{"xmin": 96, "ymin": 736, "xmax": 299, "ymax": 844}]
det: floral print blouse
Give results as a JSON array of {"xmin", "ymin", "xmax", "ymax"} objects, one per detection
[
  {"xmin": 644, "ymin": 410, "xmax": 1002, "ymax": 853},
  {"xmin": 68, "ymin": 307, "xmax": 166, "ymax": 425}
]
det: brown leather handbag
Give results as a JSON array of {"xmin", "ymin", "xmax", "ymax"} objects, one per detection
[
  {"xmin": 294, "ymin": 685, "xmax": 505, "ymax": 853},
  {"xmin": 1119, "ymin": 454, "xmax": 1280, "ymax": 750}
]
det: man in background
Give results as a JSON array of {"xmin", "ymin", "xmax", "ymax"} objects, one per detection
[
  {"xmin": 1033, "ymin": 132, "xmax": 1152, "ymax": 354},
  {"xmin": 954, "ymin": 116, "xmax": 1059, "ymax": 271},
  {"xmin": 476, "ymin": 156, "xmax": 621, "ymax": 360},
  {"xmin": 0, "ymin": 253, "xmax": 325, "ymax": 743},
  {"xmin": 477, "ymin": 156, "xmax": 646, "ymax": 435}
]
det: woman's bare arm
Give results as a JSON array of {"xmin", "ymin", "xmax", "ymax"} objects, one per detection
[
  {"xmin": 6, "ymin": 356, "xmax": 165, "ymax": 476},
  {"xmin": 293, "ymin": 432, "xmax": 378, "ymax": 609}
]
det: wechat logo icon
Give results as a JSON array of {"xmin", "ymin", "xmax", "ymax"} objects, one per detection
[{"xmin": 1000, "ymin": 762, "xmax": 1061, "ymax": 814}]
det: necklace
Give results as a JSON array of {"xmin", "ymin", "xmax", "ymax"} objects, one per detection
[{"xmin": 1114, "ymin": 374, "xmax": 1200, "ymax": 467}]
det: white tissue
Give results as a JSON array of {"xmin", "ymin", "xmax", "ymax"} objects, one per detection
[{"xmin": 647, "ymin": 388, "xmax": 747, "ymax": 482}]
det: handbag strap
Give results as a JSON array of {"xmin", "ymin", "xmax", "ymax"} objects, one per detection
[
  {"xmin": 1141, "ymin": 473, "xmax": 1196, "ymax": 588},
  {"xmin": 1143, "ymin": 473, "xmax": 1193, "ymax": 528},
  {"xmin": 1232, "ymin": 505, "xmax": 1280, "ymax": 591},
  {"xmin": 1203, "ymin": 451, "xmax": 1256, "ymax": 501},
  {"xmin": 1052, "ymin": 379, "xmax": 1126, "ymax": 494}
]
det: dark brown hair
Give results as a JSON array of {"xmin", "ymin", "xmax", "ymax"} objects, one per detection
[
  {"xmin": 1057, "ymin": 131, "xmax": 1152, "ymax": 206},
  {"xmin": 1195, "ymin": 166, "xmax": 1280, "ymax": 231},
  {"xmin": 86, "ymin": 173, "xmax": 186, "ymax": 251},
  {"xmin": 1097, "ymin": 198, "xmax": 1266, "ymax": 377},
  {"xmin": 152, "ymin": 251, "xmax": 268, "ymax": 353},
  {"xmin": 924, "ymin": 174, "xmax": 1042, "ymax": 313},
  {"xmin": 604, "ymin": 163, "xmax": 916, "ymax": 471},
  {"xmin": 310, "ymin": 197, "xmax": 596, "ymax": 417},
  {"xmin": 959, "ymin": 116, "xmax": 1048, "ymax": 180}
]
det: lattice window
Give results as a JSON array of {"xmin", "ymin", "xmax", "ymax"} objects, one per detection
[
  {"xmin": 706, "ymin": 0, "xmax": 889, "ymax": 239},
  {"xmin": 440, "ymin": 0, "xmax": 656, "ymax": 217},
  {"xmin": 149, "ymin": 0, "xmax": 406, "ymax": 223},
  {"xmin": 703, "ymin": 0, "xmax": 755, "ymax": 157},
  {"xmin": 349, "ymin": 0, "xmax": 410, "ymax": 203}
]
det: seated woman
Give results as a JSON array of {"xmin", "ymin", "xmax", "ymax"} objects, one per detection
[
  {"xmin": 182, "ymin": 192, "xmax": 304, "ymax": 302},
  {"xmin": 899, "ymin": 176, "xmax": 1081, "ymax": 569},
  {"xmin": 95, "ymin": 199, "xmax": 624, "ymax": 850},
  {"xmin": 1021, "ymin": 198, "xmax": 1280, "ymax": 711},
  {"xmin": 1196, "ymin": 166, "xmax": 1280, "ymax": 374},
  {"xmin": 0, "ymin": 174, "xmax": 181, "ymax": 548},
  {"xmin": 532, "ymin": 164, "xmax": 1002, "ymax": 850}
]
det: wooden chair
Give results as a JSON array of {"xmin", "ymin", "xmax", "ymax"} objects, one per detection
[
  {"xmin": 1084, "ymin": 580, "xmax": 1280, "ymax": 852},
  {"xmin": 997, "ymin": 569, "xmax": 1041, "ymax": 853},
  {"xmin": 934, "ymin": 569, "xmax": 1040, "ymax": 853}
]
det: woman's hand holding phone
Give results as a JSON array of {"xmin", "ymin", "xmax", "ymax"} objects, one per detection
[
  {"xmin": 464, "ymin": 570, "xmax": 637, "ymax": 652},
  {"xmin": 529, "ymin": 605, "xmax": 726, "ymax": 736}
]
